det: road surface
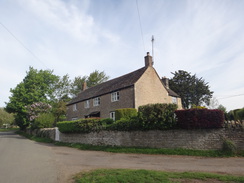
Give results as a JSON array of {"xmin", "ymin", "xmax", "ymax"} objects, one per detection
[{"xmin": 0, "ymin": 131, "xmax": 243, "ymax": 183}]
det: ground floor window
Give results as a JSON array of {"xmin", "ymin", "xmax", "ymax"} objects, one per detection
[{"xmin": 110, "ymin": 111, "xmax": 116, "ymax": 121}]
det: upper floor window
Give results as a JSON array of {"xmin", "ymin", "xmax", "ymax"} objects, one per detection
[
  {"xmin": 84, "ymin": 100, "xmax": 90, "ymax": 108},
  {"xmin": 172, "ymin": 97, "xmax": 177, "ymax": 104},
  {"xmin": 73, "ymin": 104, "xmax": 77, "ymax": 111},
  {"xmin": 111, "ymin": 91, "xmax": 119, "ymax": 102},
  {"xmin": 93, "ymin": 97, "xmax": 100, "ymax": 106}
]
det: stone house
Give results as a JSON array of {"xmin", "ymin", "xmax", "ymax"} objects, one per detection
[{"xmin": 66, "ymin": 52, "xmax": 182, "ymax": 120}]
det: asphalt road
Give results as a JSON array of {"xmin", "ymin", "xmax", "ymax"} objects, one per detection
[
  {"xmin": 0, "ymin": 131, "xmax": 243, "ymax": 183},
  {"xmin": 0, "ymin": 131, "xmax": 58, "ymax": 183}
]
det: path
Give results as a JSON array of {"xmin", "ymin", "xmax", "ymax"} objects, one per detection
[{"xmin": 0, "ymin": 131, "xmax": 243, "ymax": 183}]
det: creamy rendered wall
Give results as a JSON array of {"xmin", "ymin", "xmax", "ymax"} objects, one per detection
[{"xmin": 134, "ymin": 67, "xmax": 169, "ymax": 109}]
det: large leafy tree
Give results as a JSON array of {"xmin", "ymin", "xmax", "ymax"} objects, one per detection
[
  {"xmin": 70, "ymin": 70, "xmax": 109, "ymax": 97},
  {"xmin": 169, "ymin": 70, "xmax": 213, "ymax": 109},
  {"xmin": 5, "ymin": 67, "xmax": 59, "ymax": 129}
]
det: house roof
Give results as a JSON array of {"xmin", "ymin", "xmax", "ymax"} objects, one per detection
[
  {"xmin": 166, "ymin": 88, "xmax": 180, "ymax": 97},
  {"xmin": 68, "ymin": 66, "xmax": 148, "ymax": 105}
]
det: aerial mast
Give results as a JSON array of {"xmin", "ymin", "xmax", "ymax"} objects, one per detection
[{"xmin": 151, "ymin": 35, "xmax": 154, "ymax": 65}]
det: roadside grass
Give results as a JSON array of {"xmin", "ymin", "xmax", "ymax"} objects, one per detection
[
  {"xmin": 16, "ymin": 131, "xmax": 244, "ymax": 157},
  {"xmin": 0, "ymin": 128, "xmax": 19, "ymax": 132},
  {"xmin": 73, "ymin": 169, "xmax": 244, "ymax": 183}
]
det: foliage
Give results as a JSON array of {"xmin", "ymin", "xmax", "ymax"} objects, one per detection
[
  {"xmin": 70, "ymin": 70, "xmax": 109, "ymax": 97},
  {"xmin": 191, "ymin": 104, "xmax": 207, "ymax": 109},
  {"xmin": 86, "ymin": 70, "xmax": 109, "ymax": 87},
  {"xmin": 31, "ymin": 113, "xmax": 55, "ymax": 129},
  {"xmin": 108, "ymin": 116, "xmax": 140, "ymax": 131},
  {"xmin": 100, "ymin": 118, "xmax": 114, "ymax": 125},
  {"xmin": 70, "ymin": 76, "xmax": 87, "ymax": 97},
  {"xmin": 57, "ymin": 118, "xmax": 102, "ymax": 133},
  {"xmin": 236, "ymin": 108, "xmax": 244, "ymax": 120},
  {"xmin": 74, "ymin": 169, "xmax": 244, "ymax": 183},
  {"xmin": 51, "ymin": 100, "xmax": 67, "ymax": 124},
  {"xmin": 138, "ymin": 103, "xmax": 178, "ymax": 130},
  {"xmin": 115, "ymin": 108, "xmax": 137, "ymax": 121},
  {"xmin": 222, "ymin": 139, "xmax": 237, "ymax": 156},
  {"xmin": 175, "ymin": 109, "xmax": 224, "ymax": 129},
  {"xmin": 5, "ymin": 67, "xmax": 59, "ymax": 130},
  {"xmin": 217, "ymin": 104, "xmax": 227, "ymax": 113},
  {"xmin": 0, "ymin": 108, "xmax": 14, "ymax": 127},
  {"xmin": 169, "ymin": 70, "xmax": 213, "ymax": 109},
  {"xmin": 26, "ymin": 102, "xmax": 52, "ymax": 121}
]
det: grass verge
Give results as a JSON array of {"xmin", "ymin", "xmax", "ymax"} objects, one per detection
[
  {"xmin": 73, "ymin": 169, "xmax": 244, "ymax": 183},
  {"xmin": 0, "ymin": 128, "xmax": 19, "ymax": 132},
  {"xmin": 16, "ymin": 131, "xmax": 244, "ymax": 157}
]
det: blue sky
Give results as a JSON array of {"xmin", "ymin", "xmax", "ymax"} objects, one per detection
[{"xmin": 0, "ymin": 0, "xmax": 244, "ymax": 111}]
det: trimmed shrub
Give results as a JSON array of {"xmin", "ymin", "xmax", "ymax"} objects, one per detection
[
  {"xmin": 57, "ymin": 118, "xmax": 102, "ymax": 133},
  {"xmin": 138, "ymin": 103, "xmax": 178, "ymax": 130},
  {"xmin": 100, "ymin": 118, "xmax": 114, "ymax": 125},
  {"xmin": 108, "ymin": 116, "xmax": 140, "ymax": 131},
  {"xmin": 175, "ymin": 109, "xmax": 224, "ymax": 129},
  {"xmin": 115, "ymin": 108, "xmax": 137, "ymax": 121}
]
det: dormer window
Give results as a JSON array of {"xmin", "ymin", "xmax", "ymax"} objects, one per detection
[{"xmin": 111, "ymin": 91, "xmax": 119, "ymax": 102}]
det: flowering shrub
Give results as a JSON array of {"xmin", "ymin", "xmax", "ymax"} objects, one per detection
[{"xmin": 26, "ymin": 102, "xmax": 52, "ymax": 121}]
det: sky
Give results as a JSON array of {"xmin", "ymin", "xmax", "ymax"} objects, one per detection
[{"xmin": 0, "ymin": 0, "xmax": 244, "ymax": 111}]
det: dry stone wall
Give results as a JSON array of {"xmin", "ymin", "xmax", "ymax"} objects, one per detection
[{"xmin": 27, "ymin": 128, "xmax": 244, "ymax": 150}]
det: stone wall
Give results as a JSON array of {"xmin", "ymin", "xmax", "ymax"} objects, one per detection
[{"xmin": 27, "ymin": 128, "xmax": 244, "ymax": 150}]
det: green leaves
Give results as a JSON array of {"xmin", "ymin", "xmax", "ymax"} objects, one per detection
[{"xmin": 169, "ymin": 70, "xmax": 213, "ymax": 109}]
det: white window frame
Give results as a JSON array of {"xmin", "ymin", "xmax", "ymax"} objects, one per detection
[
  {"xmin": 84, "ymin": 100, "xmax": 90, "ymax": 108},
  {"xmin": 110, "ymin": 111, "xmax": 116, "ymax": 121},
  {"xmin": 93, "ymin": 97, "xmax": 100, "ymax": 106},
  {"xmin": 172, "ymin": 97, "xmax": 178, "ymax": 104},
  {"xmin": 73, "ymin": 104, "xmax": 77, "ymax": 111},
  {"xmin": 111, "ymin": 91, "xmax": 119, "ymax": 102}
]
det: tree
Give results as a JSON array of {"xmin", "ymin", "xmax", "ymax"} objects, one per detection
[
  {"xmin": 169, "ymin": 70, "xmax": 213, "ymax": 109},
  {"xmin": 70, "ymin": 76, "xmax": 87, "ymax": 97},
  {"xmin": 70, "ymin": 70, "xmax": 109, "ymax": 97},
  {"xmin": 86, "ymin": 70, "xmax": 109, "ymax": 87},
  {"xmin": 217, "ymin": 104, "xmax": 227, "ymax": 113},
  {"xmin": 5, "ymin": 67, "xmax": 59, "ymax": 129},
  {"xmin": 0, "ymin": 108, "xmax": 14, "ymax": 127}
]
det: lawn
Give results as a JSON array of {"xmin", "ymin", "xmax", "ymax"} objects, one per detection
[{"xmin": 74, "ymin": 169, "xmax": 244, "ymax": 183}]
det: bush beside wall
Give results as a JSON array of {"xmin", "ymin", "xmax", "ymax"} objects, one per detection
[
  {"xmin": 57, "ymin": 118, "xmax": 102, "ymax": 133},
  {"xmin": 175, "ymin": 109, "xmax": 224, "ymax": 129},
  {"xmin": 115, "ymin": 108, "xmax": 137, "ymax": 121},
  {"xmin": 138, "ymin": 103, "xmax": 178, "ymax": 130}
]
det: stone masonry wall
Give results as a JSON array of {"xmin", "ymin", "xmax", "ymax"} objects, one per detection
[{"xmin": 28, "ymin": 128, "xmax": 244, "ymax": 150}]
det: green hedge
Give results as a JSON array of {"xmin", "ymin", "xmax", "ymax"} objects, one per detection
[
  {"xmin": 115, "ymin": 108, "xmax": 137, "ymax": 121},
  {"xmin": 138, "ymin": 103, "xmax": 178, "ymax": 130},
  {"xmin": 57, "ymin": 118, "xmax": 102, "ymax": 133}
]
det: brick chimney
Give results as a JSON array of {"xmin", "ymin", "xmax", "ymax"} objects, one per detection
[
  {"xmin": 82, "ymin": 82, "xmax": 87, "ymax": 91},
  {"xmin": 162, "ymin": 77, "xmax": 169, "ymax": 89},
  {"xmin": 144, "ymin": 52, "xmax": 153, "ymax": 67}
]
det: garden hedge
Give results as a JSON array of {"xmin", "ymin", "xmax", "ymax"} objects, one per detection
[{"xmin": 175, "ymin": 109, "xmax": 224, "ymax": 129}]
